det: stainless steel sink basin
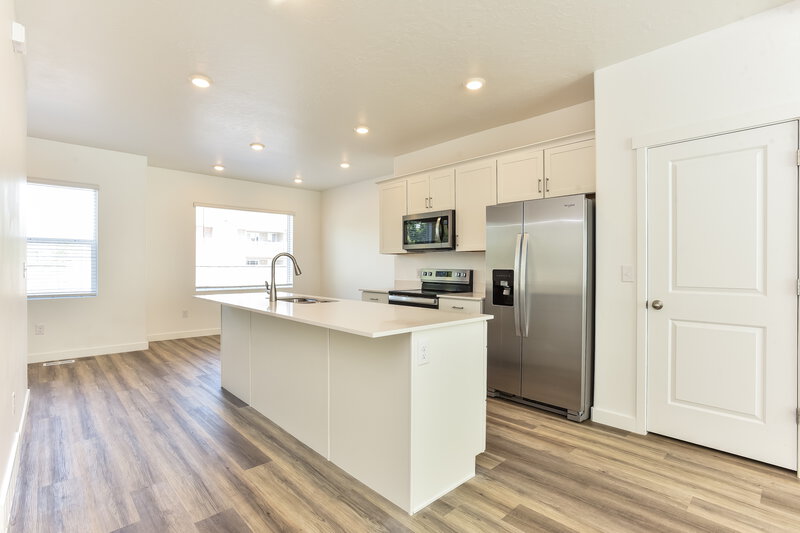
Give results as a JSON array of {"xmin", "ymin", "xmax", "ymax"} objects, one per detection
[{"xmin": 276, "ymin": 296, "xmax": 336, "ymax": 304}]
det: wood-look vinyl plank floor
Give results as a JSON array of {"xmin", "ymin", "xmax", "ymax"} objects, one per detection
[{"xmin": 10, "ymin": 336, "xmax": 800, "ymax": 532}]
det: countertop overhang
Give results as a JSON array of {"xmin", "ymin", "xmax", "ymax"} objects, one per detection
[{"xmin": 197, "ymin": 291, "xmax": 492, "ymax": 338}]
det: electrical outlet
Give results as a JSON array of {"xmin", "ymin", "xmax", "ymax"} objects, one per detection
[
  {"xmin": 418, "ymin": 343, "xmax": 430, "ymax": 366},
  {"xmin": 34, "ymin": 324, "xmax": 45, "ymax": 335},
  {"xmin": 182, "ymin": 310, "xmax": 189, "ymax": 319}
]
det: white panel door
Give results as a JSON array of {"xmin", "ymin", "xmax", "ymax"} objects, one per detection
[
  {"xmin": 428, "ymin": 168, "xmax": 455, "ymax": 211},
  {"xmin": 455, "ymin": 159, "xmax": 496, "ymax": 251},
  {"xmin": 647, "ymin": 121, "xmax": 798, "ymax": 470},
  {"xmin": 497, "ymin": 148, "xmax": 544, "ymax": 203}
]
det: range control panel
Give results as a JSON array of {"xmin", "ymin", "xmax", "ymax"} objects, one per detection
[{"xmin": 419, "ymin": 269, "xmax": 472, "ymax": 285}]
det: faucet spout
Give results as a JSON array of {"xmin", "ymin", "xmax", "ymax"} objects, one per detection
[{"xmin": 268, "ymin": 252, "xmax": 302, "ymax": 303}]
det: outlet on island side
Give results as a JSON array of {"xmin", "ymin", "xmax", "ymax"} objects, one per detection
[
  {"xmin": 34, "ymin": 324, "xmax": 45, "ymax": 335},
  {"xmin": 417, "ymin": 342, "xmax": 430, "ymax": 366}
]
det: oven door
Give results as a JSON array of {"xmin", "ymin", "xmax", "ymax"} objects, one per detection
[
  {"xmin": 388, "ymin": 293, "xmax": 439, "ymax": 309},
  {"xmin": 402, "ymin": 210, "xmax": 455, "ymax": 251}
]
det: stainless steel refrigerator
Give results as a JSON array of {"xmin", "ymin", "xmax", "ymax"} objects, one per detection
[{"xmin": 485, "ymin": 194, "xmax": 594, "ymax": 422}]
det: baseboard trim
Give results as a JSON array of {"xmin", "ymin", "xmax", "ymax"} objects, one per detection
[
  {"xmin": 147, "ymin": 328, "xmax": 221, "ymax": 342},
  {"xmin": 590, "ymin": 406, "xmax": 642, "ymax": 434},
  {"xmin": 27, "ymin": 341, "xmax": 149, "ymax": 364},
  {"xmin": 1, "ymin": 389, "xmax": 30, "ymax": 533}
]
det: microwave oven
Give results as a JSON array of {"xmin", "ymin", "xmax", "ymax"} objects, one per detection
[{"xmin": 402, "ymin": 210, "xmax": 455, "ymax": 251}]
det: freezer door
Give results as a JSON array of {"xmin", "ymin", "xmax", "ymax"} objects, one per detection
[
  {"xmin": 521, "ymin": 195, "xmax": 591, "ymax": 412},
  {"xmin": 485, "ymin": 202, "xmax": 523, "ymax": 395}
]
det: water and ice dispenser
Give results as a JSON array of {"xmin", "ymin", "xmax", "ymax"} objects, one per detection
[{"xmin": 491, "ymin": 269, "xmax": 514, "ymax": 306}]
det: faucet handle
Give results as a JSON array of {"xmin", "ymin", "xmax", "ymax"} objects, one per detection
[{"xmin": 265, "ymin": 281, "xmax": 271, "ymax": 293}]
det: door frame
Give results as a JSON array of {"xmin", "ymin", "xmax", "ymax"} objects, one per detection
[{"xmin": 633, "ymin": 116, "xmax": 800, "ymax": 472}]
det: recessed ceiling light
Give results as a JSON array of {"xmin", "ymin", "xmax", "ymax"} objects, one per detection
[
  {"xmin": 340, "ymin": 162, "xmax": 350, "ymax": 169},
  {"xmin": 190, "ymin": 74, "xmax": 213, "ymax": 88},
  {"xmin": 213, "ymin": 164, "xmax": 225, "ymax": 171},
  {"xmin": 293, "ymin": 177, "xmax": 303, "ymax": 184},
  {"xmin": 465, "ymin": 78, "xmax": 485, "ymax": 91},
  {"xmin": 250, "ymin": 142, "xmax": 265, "ymax": 151},
  {"xmin": 354, "ymin": 126, "xmax": 369, "ymax": 135}
]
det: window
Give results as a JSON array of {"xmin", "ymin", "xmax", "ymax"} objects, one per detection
[
  {"xmin": 26, "ymin": 181, "xmax": 99, "ymax": 298},
  {"xmin": 195, "ymin": 205, "xmax": 294, "ymax": 291}
]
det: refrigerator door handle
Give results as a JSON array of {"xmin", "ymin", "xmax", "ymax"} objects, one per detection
[
  {"xmin": 513, "ymin": 233, "xmax": 523, "ymax": 336},
  {"xmin": 519, "ymin": 232, "xmax": 529, "ymax": 337}
]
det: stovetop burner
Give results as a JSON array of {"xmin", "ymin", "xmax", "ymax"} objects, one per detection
[{"xmin": 388, "ymin": 269, "xmax": 473, "ymax": 308}]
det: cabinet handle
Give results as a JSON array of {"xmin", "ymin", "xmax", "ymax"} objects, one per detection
[
  {"xmin": 451, "ymin": 306, "xmax": 464, "ymax": 310},
  {"xmin": 538, "ymin": 178, "xmax": 542, "ymax": 193},
  {"xmin": 545, "ymin": 177, "xmax": 550, "ymax": 192},
  {"xmin": 369, "ymin": 297, "xmax": 380, "ymax": 301},
  {"xmin": 429, "ymin": 196, "xmax": 433, "ymax": 208}
]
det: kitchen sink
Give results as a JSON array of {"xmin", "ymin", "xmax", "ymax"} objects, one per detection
[{"xmin": 276, "ymin": 296, "xmax": 336, "ymax": 304}]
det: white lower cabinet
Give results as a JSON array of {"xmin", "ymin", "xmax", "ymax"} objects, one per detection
[
  {"xmin": 361, "ymin": 291, "xmax": 388, "ymax": 304},
  {"xmin": 438, "ymin": 297, "xmax": 482, "ymax": 314}
]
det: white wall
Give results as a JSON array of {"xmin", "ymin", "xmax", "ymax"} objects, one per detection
[
  {"xmin": 320, "ymin": 177, "xmax": 394, "ymax": 299},
  {"xmin": 26, "ymin": 139, "xmax": 148, "ymax": 363},
  {"xmin": 592, "ymin": 0, "xmax": 800, "ymax": 431},
  {"xmin": 394, "ymin": 100, "xmax": 595, "ymax": 176},
  {"xmin": 147, "ymin": 167, "xmax": 322, "ymax": 340},
  {"xmin": 0, "ymin": 0, "xmax": 28, "ymax": 526}
]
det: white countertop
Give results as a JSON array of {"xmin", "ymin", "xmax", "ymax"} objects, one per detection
[
  {"xmin": 359, "ymin": 288, "xmax": 485, "ymax": 301},
  {"xmin": 197, "ymin": 292, "xmax": 492, "ymax": 338}
]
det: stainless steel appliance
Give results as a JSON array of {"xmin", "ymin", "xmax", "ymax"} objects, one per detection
[
  {"xmin": 485, "ymin": 194, "xmax": 594, "ymax": 422},
  {"xmin": 402, "ymin": 210, "xmax": 455, "ymax": 251},
  {"xmin": 388, "ymin": 269, "xmax": 473, "ymax": 309}
]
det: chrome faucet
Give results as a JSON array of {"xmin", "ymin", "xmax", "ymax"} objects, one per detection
[{"xmin": 267, "ymin": 252, "xmax": 302, "ymax": 303}]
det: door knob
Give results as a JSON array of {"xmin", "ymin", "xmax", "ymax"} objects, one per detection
[{"xmin": 651, "ymin": 299, "xmax": 664, "ymax": 310}]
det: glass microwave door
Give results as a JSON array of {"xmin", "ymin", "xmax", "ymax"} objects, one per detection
[{"xmin": 404, "ymin": 217, "xmax": 437, "ymax": 245}]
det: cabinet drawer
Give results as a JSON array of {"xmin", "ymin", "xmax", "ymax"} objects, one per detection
[
  {"xmin": 362, "ymin": 291, "xmax": 389, "ymax": 304},
  {"xmin": 438, "ymin": 298, "xmax": 482, "ymax": 314}
]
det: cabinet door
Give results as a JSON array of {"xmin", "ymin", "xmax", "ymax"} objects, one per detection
[
  {"xmin": 455, "ymin": 159, "xmax": 497, "ymax": 251},
  {"xmin": 379, "ymin": 180, "xmax": 407, "ymax": 254},
  {"xmin": 497, "ymin": 148, "xmax": 544, "ymax": 203},
  {"xmin": 544, "ymin": 139, "xmax": 595, "ymax": 197},
  {"xmin": 406, "ymin": 173, "xmax": 430, "ymax": 215},
  {"xmin": 362, "ymin": 291, "xmax": 389, "ymax": 304},
  {"xmin": 428, "ymin": 169, "xmax": 455, "ymax": 211},
  {"xmin": 438, "ymin": 298, "xmax": 482, "ymax": 314}
]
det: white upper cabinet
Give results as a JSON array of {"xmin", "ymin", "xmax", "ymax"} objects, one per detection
[
  {"xmin": 455, "ymin": 158, "xmax": 497, "ymax": 251},
  {"xmin": 379, "ymin": 179, "xmax": 407, "ymax": 254},
  {"xmin": 497, "ymin": 148, "xmax": 545, "ymax": 203},
  {"xmin": 407, "ymin": 169, "xmax": 455, "ymax": 214},
  {"xmin": 543, "ymin": 139, "xmax": 595, "ymax": 198}
]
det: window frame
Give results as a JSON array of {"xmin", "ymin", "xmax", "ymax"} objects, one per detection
[
  {"xmin": 193, "ymin": 202, "xmax": 296, "ymax": 294},
  {"xmin": 26, "ymin": 178, "xmax": 100, "ymax": 300}
]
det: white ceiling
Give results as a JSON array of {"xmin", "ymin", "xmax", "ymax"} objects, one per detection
[{"xmin": 18, "ymin": 0, "xmax": 790, "ymax": 190}]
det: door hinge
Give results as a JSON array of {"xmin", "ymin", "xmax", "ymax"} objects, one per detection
[
  {"xmin": 796, "ymin": 407, "xmax": 800, "ymax": 424},
  {"xmin": 797, "ymin": 279, "xmax": 800, "ymax": 296},
  {"xmin": 796, "ymin": 149, "xmax": 800, "ymax": 166}
]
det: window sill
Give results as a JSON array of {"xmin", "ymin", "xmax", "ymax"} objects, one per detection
[{"xmin": 195, "ymin": 286, "xmax": 293, "ymax": 296}]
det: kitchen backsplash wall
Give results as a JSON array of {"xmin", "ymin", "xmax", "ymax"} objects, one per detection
[{"xmin": 394, "ymin": 251, "xmax": 486, "ymax": 292}]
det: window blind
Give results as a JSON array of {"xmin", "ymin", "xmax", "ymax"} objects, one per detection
[{"xmin": 26, "ymin": 182, "xmax": 98, "ymax": 298}]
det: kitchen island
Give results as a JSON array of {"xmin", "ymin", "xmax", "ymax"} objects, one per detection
[{"xmin": 197, "ymin": 292, "xmax": 492, "ymax": 514}]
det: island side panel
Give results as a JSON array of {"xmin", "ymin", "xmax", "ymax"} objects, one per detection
[
  {"xmin": 220, "ymin": 306, "xmax": 252, "ymax": 403},
  {"xmin": 250, "ymin": 312, "xmax": 330, "ymax": 458},
  {"xmin": 409, "ymin": 321, "xmax": 487, "ymax": 513},
  {"xmin": 328, "ymin": 332, "xmax": 412, "ymax": 513}
]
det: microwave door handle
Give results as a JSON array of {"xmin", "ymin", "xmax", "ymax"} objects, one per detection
[{"xmin": 435, "ymin": 216, "xmax": 442, "ymax": 244}]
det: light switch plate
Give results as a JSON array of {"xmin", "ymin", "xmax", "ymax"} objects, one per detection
[{"xmin": 621, "ymin": 265, "xmax": 635, "ymax": 283}]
